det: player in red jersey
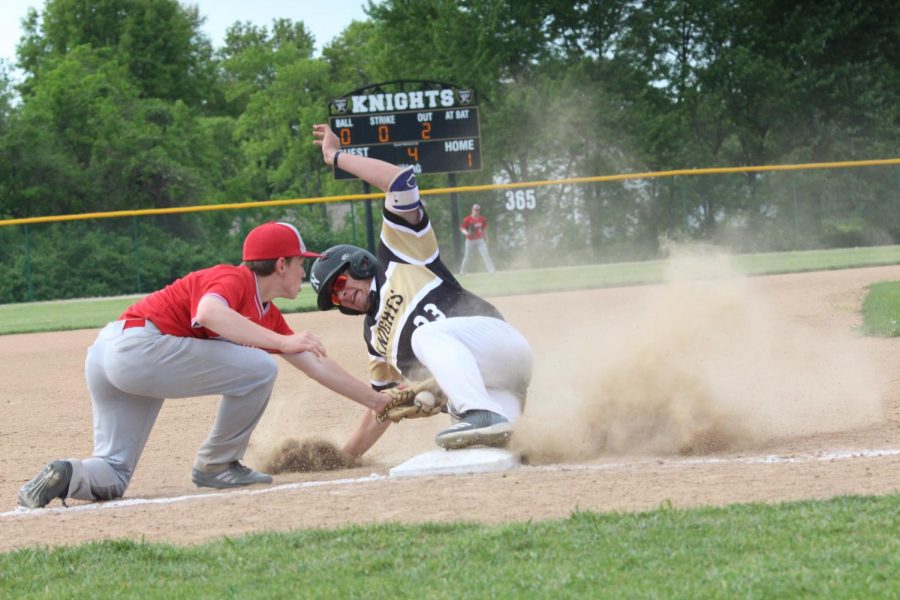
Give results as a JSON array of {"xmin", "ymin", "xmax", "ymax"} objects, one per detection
[
  {"xmin": 17, "ymin": 222, "xmax": 391, "ymax": 509},
  {"xmin": 459, "ymin": 204, "xmax": 495, "ymax": 274}
]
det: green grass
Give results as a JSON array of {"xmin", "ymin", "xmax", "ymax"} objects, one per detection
[
  {"xmin": 2, "ymin": 494, "xmax": 897, "ymax": 597},
  {"xmin": 462, "ymin": 244, "xmax": 900, "ymax": 298},
  {"xmin": 4, "ymin": 245, "xmax": 900, "ymax": 335},
  {"xmin": 0, "ymin": 288, "xmax": 320, "ymax": 336},
  {"xmin": 861, "ymin": 281, "xmax": 900, "ymax": 337}
]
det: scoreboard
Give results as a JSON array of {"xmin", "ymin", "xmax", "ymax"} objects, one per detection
[{"xmin": 328, "ymin": 106, "xmax": 482, "ymax": 179}]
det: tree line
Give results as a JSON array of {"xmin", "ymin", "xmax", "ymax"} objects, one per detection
[{"xmin": 0, "ymin": 0, "xmax": 897, "ymax": 302}]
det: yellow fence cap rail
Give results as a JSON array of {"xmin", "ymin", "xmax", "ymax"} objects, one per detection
[{"xmin": 2, "ymin": 157, "xmax": 898, "ymax": 228}]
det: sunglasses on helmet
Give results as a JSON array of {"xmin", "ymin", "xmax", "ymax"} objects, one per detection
[{"xmin": 331, "ymin": 273, "xmax": 349, "ymax": 306}]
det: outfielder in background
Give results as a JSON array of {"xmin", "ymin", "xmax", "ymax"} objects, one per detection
[
  {"xmin": 17, "ymin": 222, "xmax": 392, "ymax": 509},
  {"xmin": 310, "ymin": 123, "xmax": 533, "ymax": 457},
  {"xmin": 459, "ymin": 204, "xmax": 496, "ymax": 274}
]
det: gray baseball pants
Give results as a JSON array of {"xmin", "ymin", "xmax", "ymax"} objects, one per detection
[
  {"xmin": 67, "ymin": 320, "xmax": 277, "ymax": 501},
  {"xmin": 460, "ymin": 238, "xmax": 495, "ymax": 274}
]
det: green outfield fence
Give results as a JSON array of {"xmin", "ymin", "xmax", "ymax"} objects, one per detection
[{"xmin": 1, "ymin": 158, "xmax": 898, "ymax": 303}]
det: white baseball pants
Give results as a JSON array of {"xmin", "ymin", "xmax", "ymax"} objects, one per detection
[{"xmin": 410, "ymin": 316, "xmax": 532, "ymax": 422}]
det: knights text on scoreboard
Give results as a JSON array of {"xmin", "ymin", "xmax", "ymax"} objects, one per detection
[{"xmin": 328, "ymin": 105, "xmax": 482, "ymax": 179}]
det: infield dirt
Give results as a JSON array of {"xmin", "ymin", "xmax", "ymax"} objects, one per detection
[{"xmin": 1, "ymin": 263, "xmax": 899, "ymax": 551}]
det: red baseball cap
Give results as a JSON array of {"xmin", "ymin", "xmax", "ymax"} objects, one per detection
[{"xmin": 242, "ymin": 222, "xmax": 321, "ymax": 261}]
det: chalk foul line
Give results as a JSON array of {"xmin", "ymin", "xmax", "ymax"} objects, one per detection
[
  {"xmin": 3, "ymin": 448, "xmax": 899, "ymax": 519},
  {"xmin": 2, "ymin": 473, "xmax": 386, "ymax": 519},
  {"xmin": 533, "ymin": 448, "xmax": 900, "ymax": 473}
]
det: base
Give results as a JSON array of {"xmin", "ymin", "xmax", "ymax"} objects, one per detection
[{"xmin": 389, "ymin": 447, "xmax": 520, "ymax": 478}]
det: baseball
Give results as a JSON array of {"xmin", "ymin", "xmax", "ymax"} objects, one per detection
[{"xmin": 415, "ymin": 390, "xmax": 437, "ymax": 410}]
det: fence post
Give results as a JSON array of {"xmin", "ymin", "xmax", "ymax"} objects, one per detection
[
  {"xmin": 790, "ymin": 174, "xmax": 800, "ymax": 249},
  {"xmin": 449, "ymin": 173, "xmax": 462, "ymax": 267},
  {"xmin": 132, "ymin": 217, "xmax": 142, "ymax": 293},
  {"xmin": 349, "ymin": 201, "xmax": 357, "ymax": 246},
  {"xmin": 363, "ymin": 182, "xmax": 376, "ymax": 254},
  {"xmin": 24, "ymin": 224, "xmax": 34, "ymax": 302},
  {"xmin": 667, "ymin": 177, "xmax": 676, "ymax": 235}
]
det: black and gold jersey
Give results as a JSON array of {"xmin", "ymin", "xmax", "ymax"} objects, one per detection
[{"xmin": 364, "ymin": 207, "xmax": 503, "ymax": 389}]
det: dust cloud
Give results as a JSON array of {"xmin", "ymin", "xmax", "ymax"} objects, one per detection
[
  {"xmin": 263, "ymin": 438, "xmax": 358, "ymax": 474},
  {"xmin": 513, "ymin": 247, "xmax": 885, "ymax": 462},
  {"xmin": 244, "ymin": 375, "xmax": 360, "ymax": 472}
]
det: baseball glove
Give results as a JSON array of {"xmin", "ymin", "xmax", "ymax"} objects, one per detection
[{"xmin": 377, "ymin": 377, "xmax": 447, "ymax": 423}]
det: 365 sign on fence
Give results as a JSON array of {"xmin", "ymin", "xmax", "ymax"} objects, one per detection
[{"xmin": 504, "ymin": 189, "xmax": 537, "ymax": 210}]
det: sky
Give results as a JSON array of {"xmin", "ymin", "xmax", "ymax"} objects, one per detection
[{"xmin": 0, "ymin": 0, "xmax": 370, "ymax": 69}]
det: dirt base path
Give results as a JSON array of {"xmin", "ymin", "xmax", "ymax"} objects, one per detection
[{"xmin": 2, "ymin": 265, "xmax": 899, "ymax": 551}]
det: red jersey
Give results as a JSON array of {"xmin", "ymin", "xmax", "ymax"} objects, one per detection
[
  {"xmin": 121, "ymin": 264, "xmax": 293, "ymax": 342},
  {"xmin": 461, "ymin": 215, "xmax": 488, "ymax": 240}
]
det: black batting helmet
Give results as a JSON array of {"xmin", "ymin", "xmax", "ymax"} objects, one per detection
[{"xmin": 309, "ymin": 244, "xmax": 379, "ymax": 314}]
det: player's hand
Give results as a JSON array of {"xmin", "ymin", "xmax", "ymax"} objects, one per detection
[
  {"xmin": 281, "ymin": 331, "xmax": 327, "ymax": 357},
  {"xmin": 312, "ymin": 124, "xmax": 340, "ymax": 165},
  {"xmin": 372, "ymin": 392, "xmax": 392, "ymax": 414}
]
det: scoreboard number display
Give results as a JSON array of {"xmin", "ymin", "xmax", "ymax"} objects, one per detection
[{"xmin": 329, "ymin": 83, "xmax": 482, "ymax": 179}]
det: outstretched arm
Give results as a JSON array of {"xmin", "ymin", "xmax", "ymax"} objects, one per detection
[
  {"xmin": 197, "ymin": 295, "xmax": 326, "ymax": 356},
  {"xmin": 342, "ymin": 409, "xmax": 391, "ymax": 458},
  {"xmin": 282, "ymin": 352, "xmax": 391, "ymax": 412},
  {"xmin": 284, "ymin": 350, "xmax": 393, "ymax": 458},
  {"xmin": 313, "ymin": 124, "xmax": 401, "ymax": 191},
  {"xmin": 314, "ymin": 124, "xmax": 422, "ymax": 226}
]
